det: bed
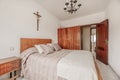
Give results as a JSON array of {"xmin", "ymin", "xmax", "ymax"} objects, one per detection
[{"xmin": 20, "ymin": 38, "xmax": 102, "ymax": 80}]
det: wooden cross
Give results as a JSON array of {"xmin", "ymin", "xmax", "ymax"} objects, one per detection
[{"xmin": 33, "ymin": 12, "xmax": 41, "ymax": 31}]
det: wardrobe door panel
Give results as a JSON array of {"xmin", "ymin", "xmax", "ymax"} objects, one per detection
[
  {"xmin": 58, "ymin": 28, "xmax": 67, "ymax": 49},
  {"xmin": 58, "ymin": 26, "xmax": 81, "ymax": 50},
  {"xmin": 74, "ymin": 27, "xmax": 81, "ymax": 50}
]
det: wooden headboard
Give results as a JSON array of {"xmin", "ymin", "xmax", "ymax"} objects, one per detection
[{"xmin": 20, "ymin": 38, "xmax": 52, "ymax": 53}]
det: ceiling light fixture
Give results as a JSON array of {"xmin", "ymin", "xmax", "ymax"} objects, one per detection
[{"xmin": 64, "ymin": 0, "xmax": 82, "ymax": 14}]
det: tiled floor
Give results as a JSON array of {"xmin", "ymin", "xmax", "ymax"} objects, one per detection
[
  {"xmin": 17, "ymin": 60, "xmax": 120, "ymax": 80},
  {"xmin": 96, "ymin": 60, "xmax": 120, "ymax": 80}
]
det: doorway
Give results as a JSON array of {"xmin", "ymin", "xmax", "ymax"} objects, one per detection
[
  {"xmin": 81, "ymin": 19, "xmax": 108, "ymax": 64},
  {"xmin": 81, "ymin": 26, "xmax": 91, "ymax": 51},
  {"xmin": 90, "ymin": 26, "xmax": 96, "ymax": 58},
  {"xmin": 81, "ymin": 25, "xmax": 97, "ymax": 57}
]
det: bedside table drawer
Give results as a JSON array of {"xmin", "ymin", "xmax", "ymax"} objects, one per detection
[
  {"xmin": 9, "ymin": 60, "xmax": 21, "ymax": 69},
  {"xmin": 6, "ymin": 62, "xmax": 15, "ymax": 72},
  {"xmin": 15, "ymin": 60, "xmax": 21, "ymax": 68},
  {"xmin": 0, "ymin": 62, "xmax": 14, "ymax": 75},
  {"xmin": 0, "ymin": 63, "xmax": 6, "ymax": 75},
  {"xmin": 0, "ymin": 57, "xmax": 21, "ymax": 76},
  {"xmin": 0, "ymin": 57, "xmax": 21, "ymax": 80}
]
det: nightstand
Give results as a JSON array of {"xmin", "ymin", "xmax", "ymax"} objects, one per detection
[{"xmin": 0, "ymin": 56, "xmax": 21, "ymax": 80}]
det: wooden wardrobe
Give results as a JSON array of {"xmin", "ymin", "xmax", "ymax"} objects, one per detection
[{"xmin": 58, "ymin": 26, "xmax": 81, "ymax": 50}]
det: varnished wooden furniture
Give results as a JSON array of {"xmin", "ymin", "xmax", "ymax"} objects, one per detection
[
  {"xmin": 58, "ymin": 26, "xmax": 81, "ymax": 50},
  {"xmin": 20, "ymin": 38, "xmax": 52, "ymax": 53},
  {"xmin": 96, "ymin": 20, "xmax": 108, "ymax": 65},
  {"xmin": 0, "ymin": 57, "xmax": 21, "ymax": 80}
]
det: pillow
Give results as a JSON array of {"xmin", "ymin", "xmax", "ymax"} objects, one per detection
[
  {"xmin": 35, "ymin": 44, "xmax": 54, "ymax": 54},
  {"xmin": 47, "ymin": 43, "xmax": 55, "ymax": 51},
  {"xmin": 35, "ymin": 44, "xmax": 44, "ymax": 54},
  {"xmin": 43, "ymin": 45, "xmax": 54, "ymax": 54},
  {"xmin": 52, "ymin": 43, "xmax": 62, "ymax": 51}
]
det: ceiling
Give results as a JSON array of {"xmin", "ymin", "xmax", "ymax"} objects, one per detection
[{"xmin": 37, "ymin": 0, "xmax": 110, "ymax": 20}]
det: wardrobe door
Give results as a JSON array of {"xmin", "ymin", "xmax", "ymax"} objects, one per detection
[
  {"xmin": 74, "ymin": 26, "xmax": 81, "ymax": 50},
  {"xmin": 58, "ymin": 28, "xmax": 68, "ymax": 49},
  {"xmin": 67, "ymin": 27, "xmax": 74, "ymax": 49},
  {"xmin": 58, "ymin": 26, "xmax": 81, "ymax": 50},
  {"xmin": 62, "ymin": 28, "xmax": 68, "ymax": 49},
  {"xmin": 58, "ymin": 29, "xmax": 62, "ymax": 47}
]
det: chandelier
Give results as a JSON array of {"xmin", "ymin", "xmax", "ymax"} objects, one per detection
[{"xmin": 64, "ymin": 0, "xmax": 82, "ymax": 14}]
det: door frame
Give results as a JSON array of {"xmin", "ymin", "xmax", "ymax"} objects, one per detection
[
  {"xmin": 80, "ymin": 19, "xmax": 108, "ymax": 52},
  {"xmin": 90, "ymin": 27, "xmax": 96, "ymax": 52}
]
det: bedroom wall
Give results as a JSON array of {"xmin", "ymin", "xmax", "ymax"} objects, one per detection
[
  {"xmin": 60, "ymin": 12, "xmax": 105, "ymax": 27},
  {"xmin": 105, "ymin": 0, "xmax": 120, "ymax": 77},
  {"xmin": 0, "ymin": 0, "xmax": 60, "ymax": 59},
  {"xmin": 82, "ymin": 26, "xmax": 90, "ymax": 51}
]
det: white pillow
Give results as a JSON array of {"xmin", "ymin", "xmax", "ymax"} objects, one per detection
[
  {"xmin": 47, "ymin": 43, "xmax": 55, "ymax": 51},
  {"xmin": 35, "ymin": 44, "xmax": 54, "ymax": 54},
  {"xmin": 35, "ymin": 44, "xmax": 44, "ymax": 54},
  {"xmin": 52, "ymin": 43, "xmax": 62, "ymax": 51}
]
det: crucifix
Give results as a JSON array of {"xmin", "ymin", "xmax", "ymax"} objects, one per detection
[{"xmin": 33, "ymin": 12, "xmax": 41, "ymax": 31}]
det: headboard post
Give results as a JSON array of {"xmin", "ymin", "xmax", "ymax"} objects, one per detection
[{"xmin": 20, "ymin": 38, "xmax": 52, "ymax": 53}]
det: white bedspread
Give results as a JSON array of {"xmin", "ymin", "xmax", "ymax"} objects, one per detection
[{"xmin": 57, "ymin": 50, "xmax": 98, "ymax": 80}]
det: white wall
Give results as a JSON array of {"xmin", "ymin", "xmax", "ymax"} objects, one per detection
[
  {"xmin": 82, "ymin": 27, "xmax": 90, "ymax": 51},
  {"xmin": 60, "ymin": 12, "xmax": 106, "ymax": 27},
  {"xmin": 105, "ymin": 0, "xmax": 120, "ymax": 76},
  {"xmin": 0, "ymin": 0, "xmax": 60, "ymax": 59}
]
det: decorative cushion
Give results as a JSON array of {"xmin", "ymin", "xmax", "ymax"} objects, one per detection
[
  {"xmin": 52, "ymin": 43, "xmax": 62, "ymax": 51},
  {"xmin": 35, "ymin": 44, "xmax": 54, "ymax": 54},
  {"xmin": 35, "ymin": 44, "xmax": 44, "ymax": 54},
  {"xmin": 47, "ymin": 43, "xmax": 55, "ymax": 51}
]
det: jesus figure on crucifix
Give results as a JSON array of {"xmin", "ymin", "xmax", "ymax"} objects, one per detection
[{"xmin": 33, "ymin": 12, "xmax": 41, "ymax": 31}]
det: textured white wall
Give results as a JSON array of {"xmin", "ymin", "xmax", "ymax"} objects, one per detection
[
  {"xmin": 82, "ymin": 27, "xmax": 90, "ymax": 51},
  {"xmin": 105, "ymin": 0, "xmax": 120, "ymax": 76},
  {"xmin": 60, "ymin": 12, "xmax": 106, "ymax": 27},
  {"xmin": 0, "ymin": 0, "xmax": 60, "ymax": 59}
]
